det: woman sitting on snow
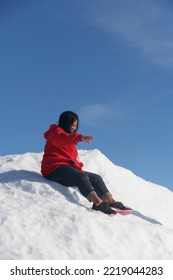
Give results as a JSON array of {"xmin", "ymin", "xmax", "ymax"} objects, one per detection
[{"xmin": 41, "ymin": 111, "xmax": 132, "ymax": 216}]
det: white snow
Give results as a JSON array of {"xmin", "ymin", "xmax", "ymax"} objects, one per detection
[{"xmin": 0, "ymin": 149, "xmax": 173, "ymax": 260}]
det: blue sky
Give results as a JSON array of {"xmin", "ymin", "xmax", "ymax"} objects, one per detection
[{"xmin": 0, "ymin": 0, "xmax": 173, "ymax": 191}]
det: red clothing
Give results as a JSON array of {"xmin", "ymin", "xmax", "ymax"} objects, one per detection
[{"xmin": 41, "ymin": 124, "xmax": 84, "ymax": 176}]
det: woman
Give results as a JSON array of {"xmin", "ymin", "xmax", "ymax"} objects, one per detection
[{"xmin": 41, "ymin": 111, "xmax": 132, "ymax": 216}]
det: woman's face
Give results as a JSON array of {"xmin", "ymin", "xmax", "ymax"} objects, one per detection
[{"xmin": 70, "ymin": 120, "xmax": 78, "ymax": 133}]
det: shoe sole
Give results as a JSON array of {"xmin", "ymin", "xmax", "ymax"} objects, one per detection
[{"xmin": 112, "ymin": 209, "xmax": 133, "ymax": 215}]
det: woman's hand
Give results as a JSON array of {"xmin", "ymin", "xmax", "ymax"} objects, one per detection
[{"xmin": 81, "ymin": 135, "xmax": 93, "ymax": 144}]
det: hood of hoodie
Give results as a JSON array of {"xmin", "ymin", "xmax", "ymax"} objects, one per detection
[{"xmin": 44, "ymin": 124, "xmax": 59, "ymax": 140}]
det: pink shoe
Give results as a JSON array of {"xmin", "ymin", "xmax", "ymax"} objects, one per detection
[{"xmin": 109, "ymin": 201, "xmax": 132, "ymax": 215}]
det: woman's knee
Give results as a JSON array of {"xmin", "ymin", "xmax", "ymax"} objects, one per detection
[
  {"xmin": 93, "ymin": 173, "xmax": 103, "ymax": 184},
  {"xmin": 78, "ymin": 172, "xmax": 90, "ymax": 184}
]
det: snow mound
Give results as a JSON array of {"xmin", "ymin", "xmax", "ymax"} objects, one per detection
[{"xmin": 0, "ymin": 149, "xmax": 173, "ymax": 260}]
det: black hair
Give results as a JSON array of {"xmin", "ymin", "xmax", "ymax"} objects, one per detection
[{"xmin": 58, "ymin": 111, "xmax": 79, "ymax": 133}]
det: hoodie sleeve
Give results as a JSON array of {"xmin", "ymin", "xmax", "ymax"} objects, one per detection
[{"xmin": 48, "ymin": 127, "xmax": 83, "ymax": 147}]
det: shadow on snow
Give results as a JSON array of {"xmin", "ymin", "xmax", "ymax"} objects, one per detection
[{"xmin": 0, "ymin": 169, "xmax": 88, "ymax": 209}]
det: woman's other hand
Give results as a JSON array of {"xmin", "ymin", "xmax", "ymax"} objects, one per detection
[{"xmin": 81, "ymin": 135, "xmax": 93, "ymax": 144}]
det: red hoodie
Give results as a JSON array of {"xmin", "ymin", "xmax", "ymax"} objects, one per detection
[{"xmin": 41, "ymin": 124, "xmax": 84, "ymax": 176}]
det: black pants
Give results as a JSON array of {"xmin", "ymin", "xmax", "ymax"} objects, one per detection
[{"xmin": 44, "ymin": 165, "xmax": 110, "ymax": 199}]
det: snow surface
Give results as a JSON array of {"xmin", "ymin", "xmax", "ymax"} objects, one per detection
[{"xmin": 0, "ymin": 149, "xmax": 173, "ymax": 260}]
